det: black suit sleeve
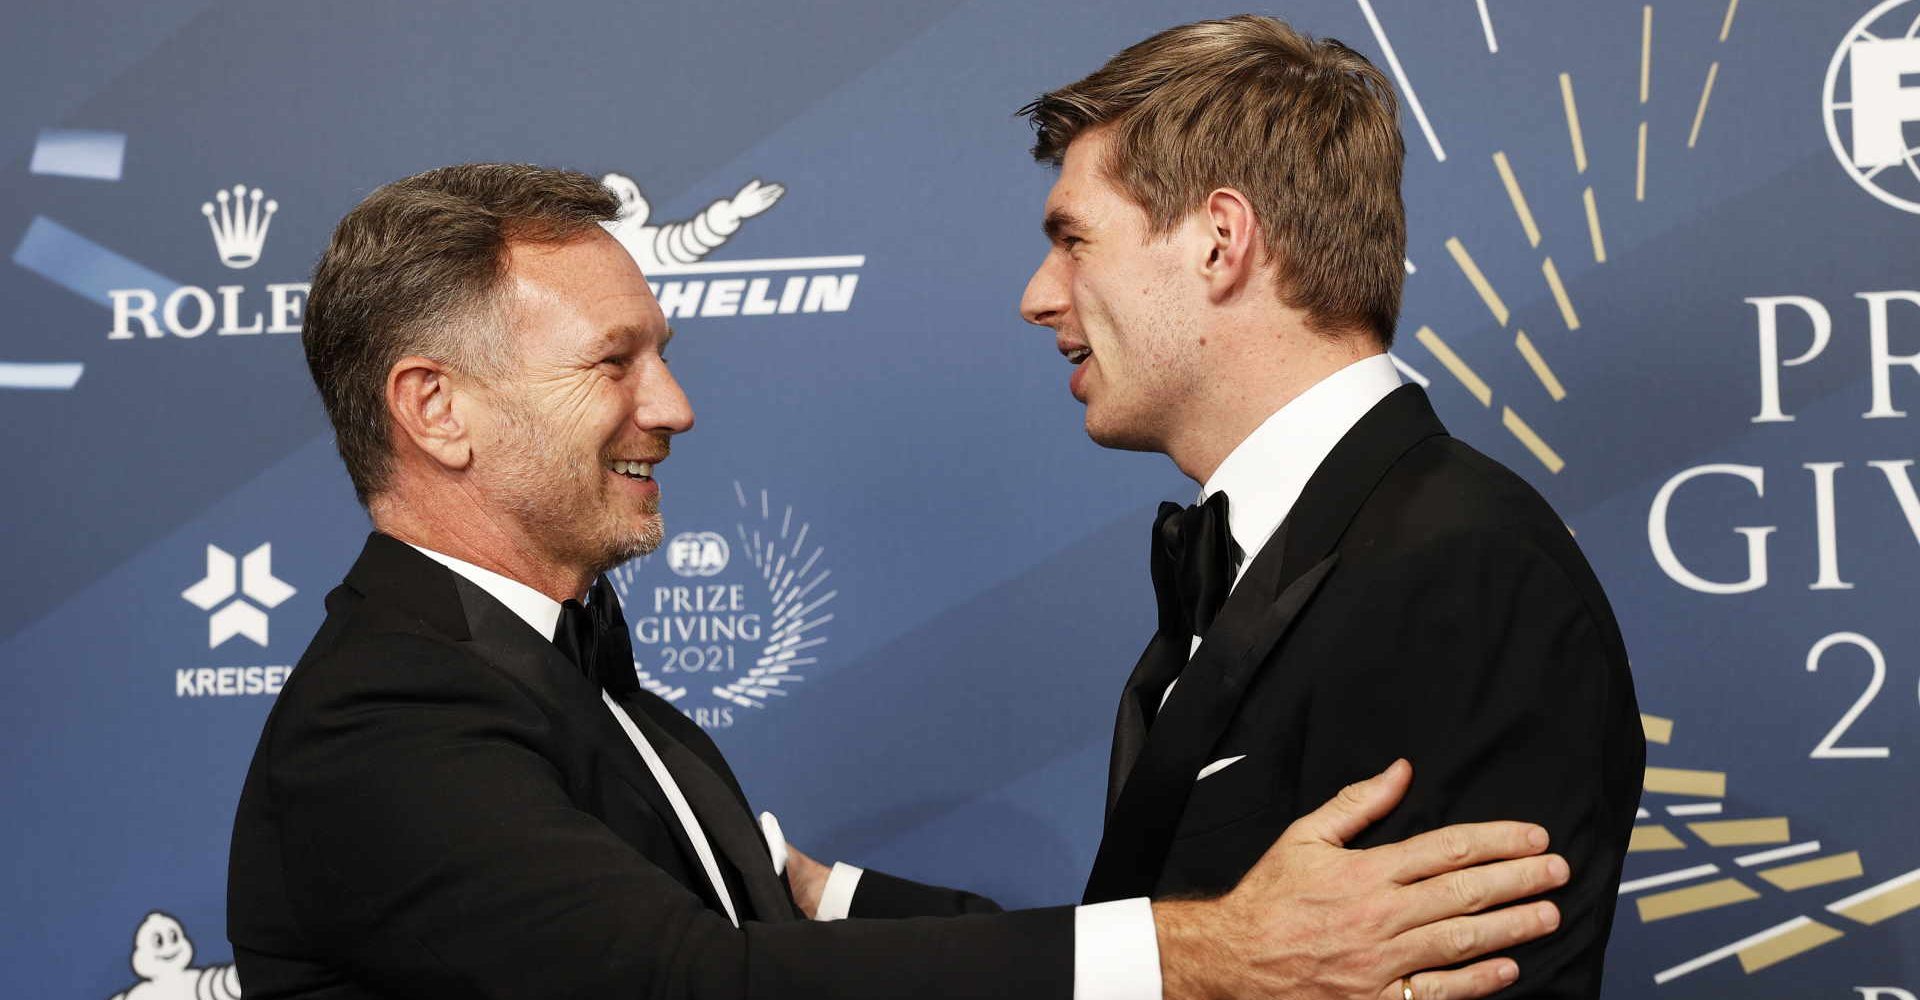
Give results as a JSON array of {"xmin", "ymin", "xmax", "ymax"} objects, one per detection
[
  {"xmin": 260, "ymin": 633, "xmax": 1071, "ymax": 1000},
  {"xmin": 1291, "ymin": 531, "xmax": 1641, "ymax": 999},
  {"xmin": 848, "ymin": 868, "xmax": 1004, "ymax": 919}
]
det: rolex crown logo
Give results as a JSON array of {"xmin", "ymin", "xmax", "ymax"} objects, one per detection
[{"xmin": 200, "ymin": 183, "xmax": 278, "ymax": 270}]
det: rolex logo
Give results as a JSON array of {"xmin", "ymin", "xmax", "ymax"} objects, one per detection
[{"xmin": 200, "ymin": 184, "xmax": 278, "ymax": 269}]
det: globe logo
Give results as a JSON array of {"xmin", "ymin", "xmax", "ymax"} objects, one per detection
[
  {"xmin": 1824, "ymin": 0, "xmax": 1920, "ymax": 214},
  {"xmin": 665, "ymin": 531, "xmax": 730, "ymax": 578}
]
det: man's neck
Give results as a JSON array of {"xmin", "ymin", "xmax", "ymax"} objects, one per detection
[
  {"xmin": 372, "ymin": 488, "xmax": 591, "ymax": 603},
  {"xmin": 1163, "ymin": 336, "xmax": 1384, "ymax": 485}
]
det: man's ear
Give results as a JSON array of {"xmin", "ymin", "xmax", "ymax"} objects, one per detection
[
  {"xmin": 1199, "ymin": 187, "xmax": 1259, "ymax": 302},
  {"xmin": 386, "ymin": 356, "xmax": 473, "ymax": 473}
]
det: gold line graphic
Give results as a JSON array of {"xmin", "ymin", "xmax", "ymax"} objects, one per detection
[
  {"xmin": 1645, "ymin": 765, "xmax": 1725, "ymax": 796},
  {"xmin": 1720, "ymin": 0, "xmax": 1739, "ymax": 43},
  {"xmin": 1541, "ymin": 257, "xmax": 1581, "ymax": 330},
  {"xmin": 1414, "ymin": 326, "xmax": 1492, "ymax": 406},
  {"xmin": 1640, "ymin": 6, "xmax": 1653, "ymax": 104},
  {"xmin": 1736, "ymin": 919, "xmax": 1843, "ymax": 973},
  {"xmin": 1631, "ymin": 825, "xmax": 1687, "ymax": 853},
  {"xmin": 1514, "ymin": 331, "xmax": 1567, "ymax": 400},
  {"xmin": 1637, "ymin": 878, "xmax": 1760, "ymax": 922},
  {"xmin": 1828, "ymin": 867, "xmax": 1920, "ymax": 926},
  {"xmin": 1689, "ymin": 62, "xmax": 1719, "ymax": 149},
  {"xmin": 1641, "ymin": 713, "xmax": 1674, "ymax": 744},
  {"xmin": 1760, "ymin": 852, "xmax": 1864, "ymax": 892},
  {"xmin": 1445, "ymin": 237, "xmax": 1510, "ymax": 325},
  {"xmin": 1493, "ymin": 152, "xmax": 1542, "ymax": 247},
  {"xmin": 1689, "ymin": 817, "xmax": 1791, "ymax": 847},
  {"xmin": 1559, "ymin": 73, "xmax": 1588, "ymax": 174},
  {"xmin": 1637, "ymin": 121, "xmax": 1649, "ymax": 202},
  {"xmin": 1583, "ymin": 188, "xmax": 1607, "ymax": 263},
  {"xmin": 1502, "ymin": 407, "xmax": 1564, "ymax": 474}
]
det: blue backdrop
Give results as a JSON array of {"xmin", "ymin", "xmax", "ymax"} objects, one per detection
[{"xmin": 5, "ymin": 2, "xmax": 1918, "ymax": 997}]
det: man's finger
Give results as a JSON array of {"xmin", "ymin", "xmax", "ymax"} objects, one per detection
[
  {"xmin": 1374, "ymin": 959, "xmax": 1520, "ymax": 1000},
  {"xmin": 1393, "ymin": 901, "xmax": 1560, "ymax": 973},
  {"xmin": 1380, "ymin": 821, "xmax": 1550, "ymax": 883},
  {"xmin": 1391, "ymin": 855, "xmax": 1569, "ymax": 932},
  {"xmin": 1286, "ymin": 759, "xmax": 1413, "ymax": 846}
]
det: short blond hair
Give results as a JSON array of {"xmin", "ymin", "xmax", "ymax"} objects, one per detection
[{"xmin": 1020, "ymin": 15, "xmax": 1406, "ymax": 344}]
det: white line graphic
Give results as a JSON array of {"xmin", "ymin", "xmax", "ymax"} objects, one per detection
[
  {"xmin": 1653, "ymin": 916, "xmax": 1815, "ymax": 984},
  {"xmin": 646, "ymin": 254, "xmax": 865, "ymax": 277},
  {"xmin": 1356, "ymin": 0, "xmax": 1447, "ymax": 161},
  {"xmin": 1736, "ymin": 841, "xmax": 1822, "ymax": 867},
  {"xmin": 1477, "ymin": 0, "xmax": 1498, "ymax": 52},
  {"xmin": 0, "ymin": 361, "xmax": 85, "ymax": 389},
  {"xmin": 1620, "ymin": 863, "xmax": 1721, "ymax": 895}
]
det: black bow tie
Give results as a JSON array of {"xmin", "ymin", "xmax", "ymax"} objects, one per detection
[
  {"xmin": 554, "ymin": 574, "xmax": 641, "ymax": 696},
  {"xmin": 1151, "ymin": 491, "xmax": 1241, "ymax": 638}
]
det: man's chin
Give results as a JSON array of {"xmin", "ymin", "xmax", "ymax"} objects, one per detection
[{"xmin": 1084, "ymin": 413, "xmax": 1160, "ymax": 454}]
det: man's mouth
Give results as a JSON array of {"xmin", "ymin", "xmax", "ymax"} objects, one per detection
[
  {"xmin": 1064, "ymin": 347, "xmax": 1091, "ymax": 365},
  {"xmin": 607, "ymin": 460, "xmax": 655, "ymax": 481}
]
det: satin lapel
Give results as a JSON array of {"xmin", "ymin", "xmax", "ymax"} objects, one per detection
[
  {"xmin": 612, "ymin": 690, "xmax": 796, "ymax": 923},
  {"xmin": 444, "ymin": 574, "xmax": 727, "ymax": 914},
  {"xmin": 1107, "ymin": 629, "xmax": 1188, "ymax": 817},
  {"xmin": 1278, "ymin": 383, "xmax": 1449, "ymax": 585},
  {"xmin": 1082, "ymin": 551, "xmax": 1339, "ymax": 904}
]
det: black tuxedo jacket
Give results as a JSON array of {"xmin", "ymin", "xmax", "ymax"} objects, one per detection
[
  {"xmin": 1083, "ymin": 385, "xmax": 1643, "ymax": 998},
  {"xmin": 228, "ymin": 534, "xmax": 1070, "ymax": 999}
]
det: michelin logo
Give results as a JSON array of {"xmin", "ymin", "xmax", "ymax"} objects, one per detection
[
  {"xmin": 601, "ymin": 172, "xmax": 863, "ymax": 318},
  {"xmin": 107, "ymin": 912, "xmax": 240, "ymax": 1000}
]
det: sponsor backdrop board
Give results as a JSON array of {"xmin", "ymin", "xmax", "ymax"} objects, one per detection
[{"xmin": 3, "ymin": 1, "xmax": 1917, "ymax": 997}]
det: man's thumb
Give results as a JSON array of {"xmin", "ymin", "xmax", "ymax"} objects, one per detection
[{"xmin": 1292, "ymin": 758, "xmax": 1411, "ymax": 847}]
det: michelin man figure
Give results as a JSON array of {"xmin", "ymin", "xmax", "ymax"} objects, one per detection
[
  {"xmin": 108, "ymin": 912, "xmax": 240, "ymax": 1000},
  {"xmin": 601, "ymin": 172, "xmax": 785, "ymax": 274}
]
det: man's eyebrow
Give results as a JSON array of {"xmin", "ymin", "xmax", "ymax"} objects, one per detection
[
  {"xmin": 1043, "ymin": 208, "xmax": 1086, "ymax": 242},
  {"xmin": 596, "ymin": 324, "xmax": 668, "ymax": 350}
]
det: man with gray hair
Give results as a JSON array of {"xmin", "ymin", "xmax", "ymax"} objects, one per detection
[{"xmin": 229, "ymin": 162, "xmax": 1567, "ymax": 999}]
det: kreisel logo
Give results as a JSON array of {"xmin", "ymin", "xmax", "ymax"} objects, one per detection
[
  {"xmin": 105, "ymin": 911, "xmax": 240, "ymax": 1000},
  {"xmin": 1824, "ymin": 0, "xmax": 1920, "ymax": 214},
  {"xmin": 181, "ymin": 543, "xmax": 295, "ymax": 648},
  {"xmin": 107, "ymin": 183, "xmax": 308, "ymax": 340},
  {"xmin": 601, "ymin": 172, "xmax": 864, "ymax": 320},
  {"xmin": 611, "ymin": 483, "xmax": 834, "ymax": 730}
]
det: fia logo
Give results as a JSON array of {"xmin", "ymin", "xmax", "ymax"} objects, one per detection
[
  {"xmin": 600, "ymin": 171, "xmax": 863, "ymax": 320},
  {"xmin": 667, "ymin": 531, "xmax": 731, "ymax": 578},
  {"xmin": 180, "ymin": 543, "xmax": 295, "ymax": 648},
  {"xmin": 107, "ymin": 184, "xmax": 308, "ymax": 340},
  {"xmin": 106, "ymin": 912, "xmax": 240, "ymax": 1000},
  {"xmin": 1824, "ymin": 0, "xmax": 1920, "ymax": 214}
]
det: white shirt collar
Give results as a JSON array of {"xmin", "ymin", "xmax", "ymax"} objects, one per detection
[
  {"xmin": 1199, "ymin": 353, "xmax": 1403, "ymax": 579},
  {"xmin": 406, "ymin": 543, "xmax": 567, "ymax": 641}
]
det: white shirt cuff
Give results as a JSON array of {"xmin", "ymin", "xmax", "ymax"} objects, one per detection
[
  {"xmin": 1074, "ymin": 897, "xmax": 1162, "ymax": 1000},
  {"xmin": 814, "ymin": 862, "xmax": 863, "ymax": 921}
]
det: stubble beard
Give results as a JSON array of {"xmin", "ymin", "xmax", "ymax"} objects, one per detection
[{"xmin": 489, "ymin": 395, "xmax": 666, "ymax": 579}]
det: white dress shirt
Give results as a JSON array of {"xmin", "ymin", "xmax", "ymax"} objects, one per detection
[
  {"xmin": 413, "ymin": 544, "xmax": 1163, "ymax": 996},
  {"xmin": 1167, "ymin": 353, "xmax": 1404, "ymax": 687}
]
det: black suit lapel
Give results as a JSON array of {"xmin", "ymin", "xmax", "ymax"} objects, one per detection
[
  {"xmin": 441, "ymin": 573, "xmax": 734, "ymax": 903},
  {"xmin": 1106, "ymin": 630, "xmax": 1189, "ymax": 817},
  {"xmin": 1084, "ymin": 384, "xmax": 1450, "ymax": 904},
  {"xmin": 1083, "ymin": 548, "xmax": 1338, "ymax": 903},
  {"xmin": 612, "ymin": 691, "xmax": 797, "ymax": 923}
]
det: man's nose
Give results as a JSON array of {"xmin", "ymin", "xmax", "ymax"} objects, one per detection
[
  {"xmin": 1020, "ymin": 253, "xmax": 1067, "ymax": 328},
  {"xmin": 639, "ymin": 362, "xmax": 695, "ymax": 436}
]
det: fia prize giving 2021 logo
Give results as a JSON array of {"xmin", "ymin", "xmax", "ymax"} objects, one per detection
[{"xmin": 611, "ymin": 483, "xmax": 836, "ymax": 730}]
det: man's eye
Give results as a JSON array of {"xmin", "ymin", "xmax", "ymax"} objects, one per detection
[{"xmin": 601, "ymin": 355, "xmax": 633, "ymax": 368}]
